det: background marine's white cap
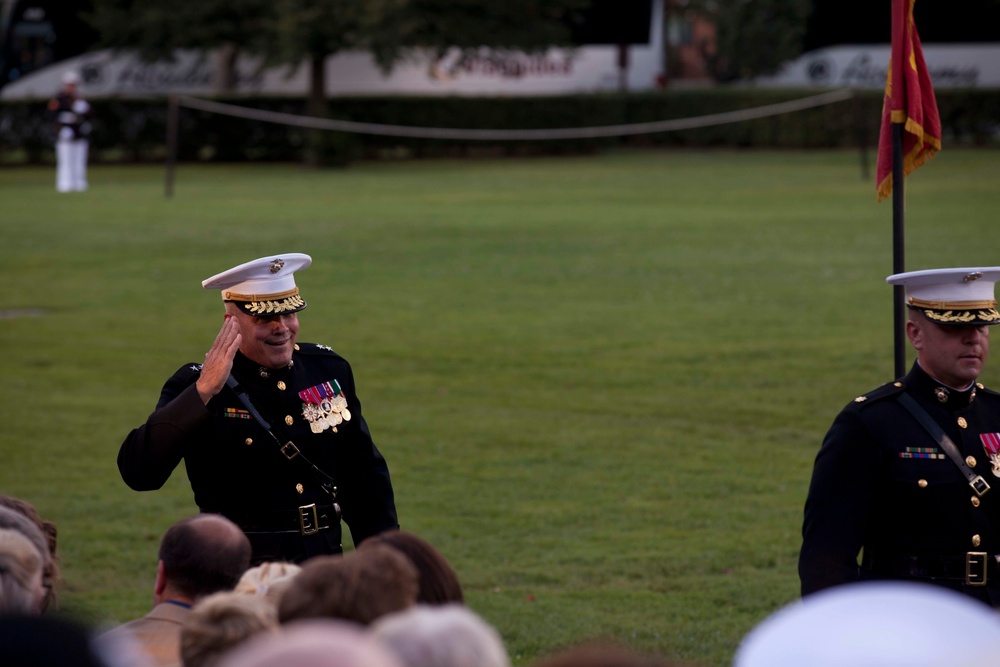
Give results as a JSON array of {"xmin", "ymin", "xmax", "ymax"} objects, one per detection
[
  {"xmin": 733, "ymin": 582, "xmax": 1000, "ymax": 667},
  {"xmin": 887, "ymin": 266, "xmax": 1000, "ymax": 326},
  {"xmin": 61, "ymin": 71, "xmax": 80, "ymax": 85},
  {"xmin": 202, "ymin": 253, "xmax": 311, "ymax": 315}
]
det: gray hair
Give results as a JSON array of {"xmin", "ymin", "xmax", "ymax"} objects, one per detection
[
  {"xmin": 370, "ymin": 604, "xmax": 510, "ymax": 667},
  {"xmin": 0, "ymin": 528, "xmax": 44, "ymax": 614}
]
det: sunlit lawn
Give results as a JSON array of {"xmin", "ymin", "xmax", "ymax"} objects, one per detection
[{"xmin": 1, "ymin": 149, "xmax": 998, "ymax": 665}]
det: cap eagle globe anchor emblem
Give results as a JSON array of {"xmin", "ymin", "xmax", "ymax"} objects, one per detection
[{"xmin": 300, "ymin": 380, "xmax": 352, "ymax": 434}]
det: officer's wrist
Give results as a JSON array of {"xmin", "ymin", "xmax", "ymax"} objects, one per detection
[{"xmin": 195, "ymin": 378, "xmax": 219, "ymax": 405}]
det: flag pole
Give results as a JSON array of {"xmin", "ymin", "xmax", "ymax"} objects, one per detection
[
  {"xmin": 890, "ymin": 0, "xmax": 907, "ymax": 379},
  {"xmin": 892, "ymin": 122, "xmax": 906, "ymax": 378},
  {"xmin": 878, "ymin": 0, "xmax": 941, "ymax": 378}
]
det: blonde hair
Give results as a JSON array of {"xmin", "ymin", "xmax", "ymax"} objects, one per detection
[
  {"xmin": 181, "ymin": 591, "xmax": 279, "ymax": 667},
  {"xmin": 0, "ymin": 528, "xmax": 44, "ymax": 614},
  {"xmin": 235, "ymin": 561, "xmax": 302, "ymax": 601}
]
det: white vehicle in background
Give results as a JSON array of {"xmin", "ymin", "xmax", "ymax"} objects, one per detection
[{"xmin": 1, "ymin": 0, "xmax": 666, "ymax": 100}]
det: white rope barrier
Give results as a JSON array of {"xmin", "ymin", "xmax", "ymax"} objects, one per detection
[{"xmin": 176, "ymin": 89, "xmax": 855, "ymax": 141}]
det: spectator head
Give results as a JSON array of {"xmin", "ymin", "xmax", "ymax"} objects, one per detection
[
  {"xmin": 0, "ymin": 496, "xmax": 60, "ymax": 611},
  {"xmin": 3, "ymin": 614, "xmax": 118, "ymax": 667},
  {"xmin": 734, "ymin": 581, "xmax": 1000, "ymax": 667},
  {"xmin": 278, "ymin": 544, "xmax": 418, "ymax": 626},
  {"xmin": 0, "ymin": 528, "xmax": 46, "ymax": 615},
  {"xmin": 234, "ymin": 561, "xmax": 302, "ymax": 602},
  {"xmin": 157, "ymin": 514, "xmax": 252, "ymax": 603},
  {"xmin": 217, "ymin": 619, "xmax": 404, "ymax": 667},
  {"xmin": 180, "ymin": 591, "xmax": 279, "ymax": 667},
  {"xmin": 0, "ymin": 506, "xmax": 50, "ymax": 575},
  {"xmin": 362, "ymin": 531, "xmax": 464, "ymax": 605},
  {"xmin": 371, "ymin": 604, "xmax": 510, "ymax": 667}
]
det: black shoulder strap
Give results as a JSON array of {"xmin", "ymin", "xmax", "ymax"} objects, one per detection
[
  {"xmin": 897, "ymin": 392, "xmax": 990, "ymax": 497},
  {"xmin": 226, "ymin": 374, "xmax": 341, "ymax": 507}
]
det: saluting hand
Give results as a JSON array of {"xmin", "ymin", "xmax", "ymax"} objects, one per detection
[{"xmin": 196, "ymin": 315, "xmax": 242, "ymax": 405}]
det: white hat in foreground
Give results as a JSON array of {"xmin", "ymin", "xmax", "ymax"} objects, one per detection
[
  {"xmin": 734, "ymin": 582, "xmax": 1000, "ymax": 667},
  {"xmin": 887, "ymin": 266, "xmax": 1000, "ymax": 326},
  {"xmin": 202, "ymin": 253, "xmax": 311, "ymax": 315}
]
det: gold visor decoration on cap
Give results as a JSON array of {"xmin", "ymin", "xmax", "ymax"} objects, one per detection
[
  {"xmin": 909, "ymin": 297, "xmax": 1000, "ymax": 324},
  {"xmin": 908, "ymin": 297, "xmax": 998, "ymax": 310},
  {"xmin": 224, "ymin": 287, "xmax": 306, "ymax": 314},
  {"xmin": 921, "ymin": 309, "xmax": 1000, "ymax": 324},
  {"xmin": 244, "ymin": 296, "xmax": 305, "ymax": 315}
]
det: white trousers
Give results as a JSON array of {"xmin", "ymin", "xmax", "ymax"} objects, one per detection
[{"xmin": 56, "ymin": 139, "xmax": 89, "ymax": 192}]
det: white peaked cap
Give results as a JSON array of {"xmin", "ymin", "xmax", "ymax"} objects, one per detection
[
  {"xmin": 202, "ymin": 253, "xmax": 311, "ymax": 315},
  {"xmin": 887, "ymin": 266, "xmax": 1000, "ymax": 325}
]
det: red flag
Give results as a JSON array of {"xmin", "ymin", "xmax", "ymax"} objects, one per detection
[{"xmin": 875, "ymin": 0, "xmax": 942, "ymax": 202}]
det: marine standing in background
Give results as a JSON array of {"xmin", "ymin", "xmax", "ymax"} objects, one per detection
[
  {"xmin": 118, "ymin": 253, "xmax": 398, "ymax": 563},
  {"xmin": 800, "ymin": 267, "xmax": 1000, "ymax": 606},
  {"xmin": 47, "ymin": 70, "xmax": 91, "ymax": 193}
]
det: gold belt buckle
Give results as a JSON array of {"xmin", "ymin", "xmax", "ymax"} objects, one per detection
[
  {"xmin": 966, "ymin": 552, "xmax": 988, "ymax": 586},
  {"xmin": 280, "ymin": 441, "xmax": 300, "ymax": 460},
  {"xmin": 298, "ymin": 503, "xmax": 319, "ymax": 536},
  {"xmin": 970, "ymin": 475, "xmax": 991, "ymax": 497}
]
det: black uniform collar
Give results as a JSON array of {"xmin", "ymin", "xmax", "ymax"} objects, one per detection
[
  {"xmin": 231, "ymin": 351, "xmax": 295, "ymax": 383},
  {"xmin": 905, "ymin": 361, "xmax": 978, "ymax": 410}
]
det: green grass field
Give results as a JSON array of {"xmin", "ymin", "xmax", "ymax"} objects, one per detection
[{"xmin": 2, "ymin": 149, "xmax": 999, "ymax": 666}]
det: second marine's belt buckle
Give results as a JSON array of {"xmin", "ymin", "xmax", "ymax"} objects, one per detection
[
  {"xmin": 298, "ymin": 503, "xmax": 319, "ymax": 536},
  {"xmin": 280, "ymin": 441, "xmax": 300, "ymax": 460},
  {"xmin": 966, "ymin": 551, "xmax": 988, "ymax": 586}
]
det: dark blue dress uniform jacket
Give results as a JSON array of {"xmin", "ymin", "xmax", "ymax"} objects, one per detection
[
  {"xmin": 119, "ymin": 344, "xmax": 398, "ymax": 561},
  {"xmin": 800, "ymin": 362, "xmax": 1000, "ymax": 606}
]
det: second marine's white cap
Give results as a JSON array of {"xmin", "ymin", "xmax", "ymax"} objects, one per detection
[{"xmin": 887, "ymin": 266, "xmax": 1000, "ymax": 326}]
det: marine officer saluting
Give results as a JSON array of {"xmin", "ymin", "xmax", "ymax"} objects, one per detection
[
  {"xmin": 119, "ymin": 253, "xmax": 397, "ymax": 563},
  {"xmin": 800, "ymin": 267, "xmax": 1000, "ymax": 606}
]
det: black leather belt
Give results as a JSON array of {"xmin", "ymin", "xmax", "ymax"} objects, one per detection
[
  {"xmin": 225, "ymin": 503, "xmax": 338, "ymax": 537},
  {"xmin": 873, "ymin": 553, "xmax": 998, "ymax": 586}
]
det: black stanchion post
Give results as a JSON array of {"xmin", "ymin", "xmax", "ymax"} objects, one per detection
[
  {"xmin": 165, "ymin": 94, "xmax": 179, "ymax": 199},
  {"xmin": 855, "ymin": 89, "xmax": 869, "ymax": 181}
]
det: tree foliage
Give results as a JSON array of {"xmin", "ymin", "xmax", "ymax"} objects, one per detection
[
  {"xmin": 88, "ymin": 0, "xmax": 276, "ymax": 61},
  {"xmin": 681, "ymin": 0, "xmax": 813, "ymax": 81},
  {"xmin": 87, "ymin": 0, "xmax": 593, "ymax": 163},
  {"xmin": 265, "ymin": 0, "xmax": 407, "ymax": 69},
  {"xmin": 397, "ymin": 0, "xmax": 588, "ymax": 55},
  {"xmin": 88, "ymin": 0, "xmax": 590, "ymax": 77}
]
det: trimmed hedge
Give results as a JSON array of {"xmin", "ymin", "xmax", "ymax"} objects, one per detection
[{"xmin": 1, "ymin": 88, "xmax": 998, "ymax": 164}]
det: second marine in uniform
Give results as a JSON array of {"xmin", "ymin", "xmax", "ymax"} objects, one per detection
[{"xmin": 800, "ymin": 267, "xmax": 1000, "ymax": 606}]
